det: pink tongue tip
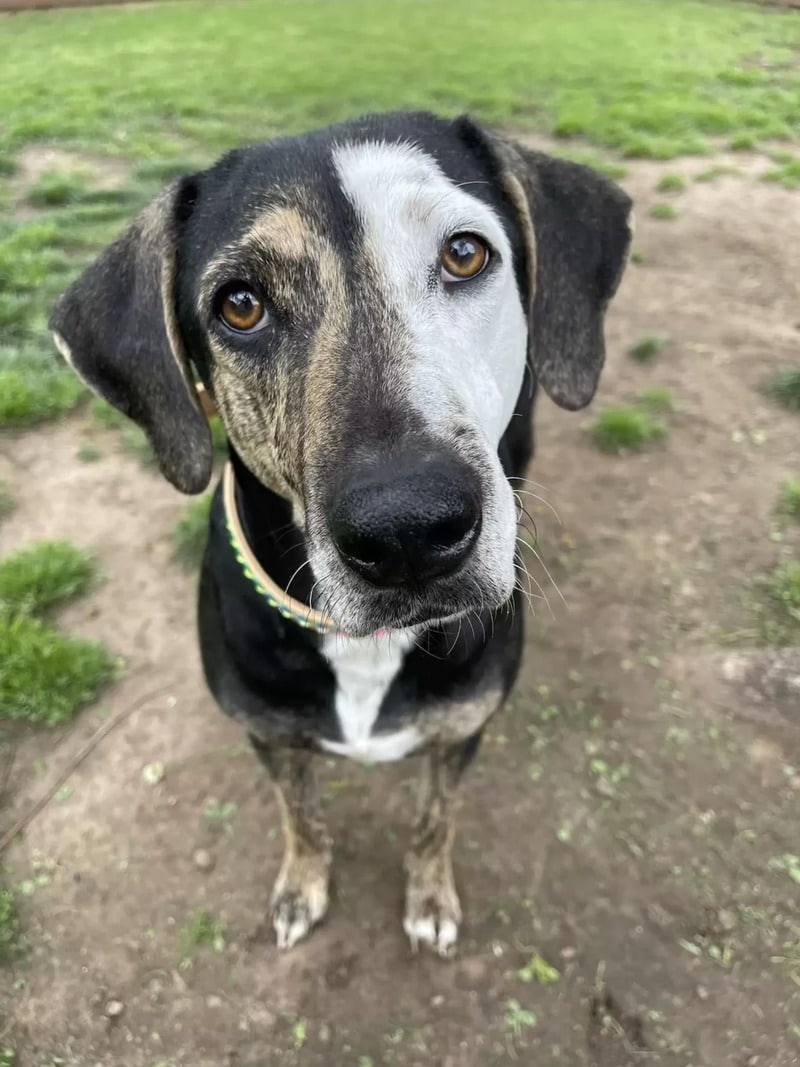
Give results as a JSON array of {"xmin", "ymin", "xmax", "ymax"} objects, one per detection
[{"xmin": 373, "ymin": 627, "xmax": 391, "ymax": 638}]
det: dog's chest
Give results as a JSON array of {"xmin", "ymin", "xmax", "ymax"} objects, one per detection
[{"xmin": 319, "ymin": 633, "xmax": 420, "ymax": 763}]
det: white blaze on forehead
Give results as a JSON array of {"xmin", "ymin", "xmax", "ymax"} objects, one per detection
[{"xmin": 332, "ymin": 140, "xmax": 528, "ymax": 444}]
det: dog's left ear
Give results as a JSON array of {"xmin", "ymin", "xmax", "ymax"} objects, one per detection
[
  {"xmin": 454, "ymin": 117, "xmax": 633, "ymax": 411},
  {"xmin": 49, "ymin": 179, "xmax": 212, "ymax": 494}
]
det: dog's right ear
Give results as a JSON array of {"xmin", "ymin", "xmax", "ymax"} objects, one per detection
[{"xmin": 50, "ymin": 179, "xmax": 212, "ymax": 494}]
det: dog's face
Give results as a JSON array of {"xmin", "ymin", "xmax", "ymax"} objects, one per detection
[{"xmin": 51, "ymin": 112, "xmax": 632, "ymax": 636}]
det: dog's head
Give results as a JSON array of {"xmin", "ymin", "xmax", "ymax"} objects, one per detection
[{"xmin": 51, "ymin": 112, "xmax": 632, "ymax": 636}]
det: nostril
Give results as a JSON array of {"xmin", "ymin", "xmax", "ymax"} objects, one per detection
[{"xmin": 428, "ymin": 510, "xmax": 477, "ymax": 550}]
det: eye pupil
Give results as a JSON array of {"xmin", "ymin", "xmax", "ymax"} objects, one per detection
[
  {"xmin": 217, "ymin": 285, "xmax": 265, "ymax": 331},
  {"xmin": 441, "ymin": 232, "xmax": 489, "ymax": 282}
]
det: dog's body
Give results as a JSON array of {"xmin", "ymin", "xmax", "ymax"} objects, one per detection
[{"xmin": 51, "ymin": 111, "xmax": 632, "ymax": 954}]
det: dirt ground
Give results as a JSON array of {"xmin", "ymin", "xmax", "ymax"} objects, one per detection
[{"xmin": 1, "ymin": 147, "xmax": 799, "ymax": 1067}]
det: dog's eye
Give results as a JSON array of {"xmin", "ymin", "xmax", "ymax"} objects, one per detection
[
  {"xmin": 216, "ymin": 284, "xmax": 267, "ymax": 333},
  {"xmin": 440, "ymin": 233, "xmax": 490, "ymax": 283}
]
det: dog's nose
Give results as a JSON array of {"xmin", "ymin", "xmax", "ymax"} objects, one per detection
[{"xmin": 330, "ymin": 456, "xmax": 482, "ymax": 588}]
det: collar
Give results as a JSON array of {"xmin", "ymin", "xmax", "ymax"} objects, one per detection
[{"xmin": 222, "ymin": 462, "xmax": 347, "ymax": 637}]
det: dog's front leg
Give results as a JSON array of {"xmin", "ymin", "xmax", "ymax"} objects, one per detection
[
  {"xmin": 250, "ymin": 736, "xmax": 331, "ymax": 950},
  {"xmin": 404, "ymin": 736, "xmax": 480, "ymax": 958}
]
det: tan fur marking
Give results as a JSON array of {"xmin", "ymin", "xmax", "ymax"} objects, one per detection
[
  {"xmin": 404, "ymin": 744, "xmax": 468, "ymax": 956},
  {"xmin": 267, "ymin": 748, "xmax": 332, "ymax": 949}
]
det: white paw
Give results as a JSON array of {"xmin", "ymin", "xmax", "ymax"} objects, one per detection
[
  {"xmin": 404, "ymin": 903, "xmax": 460, "ymax": 957},
  {"xmin": 271, "ymin": 870, "xmax": 329, "ymax": 950}
]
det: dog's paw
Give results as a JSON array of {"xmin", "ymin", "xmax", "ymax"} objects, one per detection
[
  {"xmin": 404, "ymin": 860, "xmax": 462, "ymax": 958},
  {"xmin": 271, "ymin": 857, "xmax": 329, "ymax": 951}
]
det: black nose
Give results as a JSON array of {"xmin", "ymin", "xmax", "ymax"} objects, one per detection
[{"xmin": 329, "ymin": 455, "xmax": 482, "ymax": 588}]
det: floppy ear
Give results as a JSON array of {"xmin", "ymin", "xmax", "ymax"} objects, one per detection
[
  {"xmin": 50, "ymin": 180, "xmax": 212, "ymax": 493},
  {"xmin": 455, "ymin": 118, "xmax": 633, "ymax": 411}
]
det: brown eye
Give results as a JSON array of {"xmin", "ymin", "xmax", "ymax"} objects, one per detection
[
  {"xmin": 440, "ymin": 232, "xmax": 490, "ymax": 282},
  {"xmin": 217, "ymin": 284, "xmax": 267, "ymax": 333}
]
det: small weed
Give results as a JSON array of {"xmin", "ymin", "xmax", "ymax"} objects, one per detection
[
  {"xmin": 0, "ymin": 481, "xmax": 14, "ymax": 523},
  {"xmin": 763, "ymin": 366, "xmax": 800, "ymax": 412},
  {"xmin": 629, "ymin": 335, "xmax": 666, "ymax": 363},
  {"xmin": 517, "ymin": 953, "xmax": 560, "ymax": 985},
  {"xmin": 630, "ymin": 250, "xmax": 645, "ymax": 265},
  {"xmin": 752, "ymin": 560, "xmax": 800, "ymax": 646},
  {"xmin": 0, "ymin": 540, "xmax": 94, "ymax": 616},
  {"xmin": 203, "ymin": 798, "xmax": 237, "ymax": 823},
  {"xmin": 656, "ymin": 173, "xmax": 685, "ymax": 193},
  {"xmin": 650, "ymin": 202, "xmax": 677, "ymax": 220},
  {"xmin": 638, "ymin": 386, "xmax": 673, "ymax": 412},
  {"xmin": 27, "ymin": 169, "xmax": 88, "ymax": 208},
  {"xmin": 777, "ymin": 478, "xmax": 800, "ymax": 521},
  {"xmin": 0, "ymin": 887, "xmax": 22, "ymax": 961},
  {"xmin": 76, "ymin": 442, "xmax": 102, "ymax": 463},
  {"xmin": 588, "ymin": 406, "xmax": 665, "ymax": 454},
  {"xmin": 172, "ymin": 495, "xmax": 212, "ymax": 569},
  {"xmin": 505, "ymin": 998, "xmax": 538, "ymax": 1040},
  {"xmin": 177, "ymin": 909, "xmax": 227, "ymax": 964},
  {"xmin": 292, "ymin": 1019, "xmax": 308, "ymax": 1050},
  {"xmin": 769, "ymin": 854, "xmax": 800, "ymax": 886},
  {"xmin": 0, "ymin": 1050, "xmax": 16, "ymax": 1067}
]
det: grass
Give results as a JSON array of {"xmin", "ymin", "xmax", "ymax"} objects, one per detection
[
  {"xmin": 763, "ymin": 367, "xmax": 800, "ymax": 412},
  {"xmin": 777, "ymin": 479, "xmax": 800, "ymax": 522},
  {"xmin": 0, "ymin": 540, "xmax": 94, "ymax": 615},
  {"xmin": 1, "ymin": 0, "xmax": 799, "ymax": 161},
  {"xmin": 589, "ymin": 405, "xmax": 666, "ymax": 454},
  {"xmin": 177, "ymin": 909, "xmax": 226, "ymax": 966},
  {"xmin": 629, "ymin": 335, "xmax": 666, "ymax": 363},
  {"xmin": 0, "ymin": 481, "xmax": 13, "ymax": 523},
  {"xmin": 172, "ymin": 495, "xmax": 212, "ymax": 569},
  {"xmin": 650, "ymin": 202, "xmax": 678, "ymax": 220},
  {"xmin": 0, "ymin": 888, "xmax": 22, "ymax": 961},
  {"xmin": 0, "ymin": 540, "xmax": 114, "ymax": 725},
  {"xmin": 638, "ymin": 385, "xmax": 673, "ymax": 412},
  {"xmin": 762, "ymin": 153, "xmax": 800, "ymax": 190},
  {"xmin": 26, "ymin": 168, "xmax": 90, "ymax": 208},
  {"xmin": 657, "ymin": 173, "xmax": 686, "ymax": 193},
  {"xmin": 752, "ymin": 560, "xmax": 800, "ymax": 646}
]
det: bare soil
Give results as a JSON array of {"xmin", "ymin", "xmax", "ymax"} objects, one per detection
[{"xmin": 1, "ymin": 150, "xmax": 799, "ymax": 1067}]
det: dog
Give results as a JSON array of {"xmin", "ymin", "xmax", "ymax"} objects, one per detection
[{"xmin": 51, "ymin": 111, "xmax": 632, "ymax": 956}]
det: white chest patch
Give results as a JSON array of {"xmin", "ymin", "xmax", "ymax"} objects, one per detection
[{"xmin": 320, "ymin": 631, "xmax": 420, "ymax": 763}]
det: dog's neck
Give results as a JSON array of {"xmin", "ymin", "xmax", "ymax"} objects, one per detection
[{"xmin": 228, "ymin": 451, "xmax": 317, "ymax": 610}]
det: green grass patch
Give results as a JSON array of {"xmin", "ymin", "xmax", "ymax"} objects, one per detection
[
  {"xmin": 629, "ymin": 334, "xmax": 666, "ymax": 362},
  {"xmin": 0, "ymin": 541, "xmax": 94, "ymax": 616},
  {"xmin": 0, "ymin": 362, "xmax": 85, "ymax": 427},
  {"xmin": 172, "ymin": 495, "xmax": 212, "ymax": 569},
  {"xmin": 0, "ymin": 540, "xmax": 114, "ymax": 726},
  {"xmin": 0, "ymin": 0, "xmax": 799, "ymax": 159},
  {"xmin": 26, "ymin": 168, "xmax": 89, "ymax": 208},
  {"xmin": 761, "ymin": 153, "xmax": 800, "ymax": 190},
  {"xmin": 763, "ymin": 366, "xmax": 800, "ymax": 412},
  {"xmin": 650, "ymin": 202, "xmax": 678, "ymax": 220},
  {"xmin": 0, "ymin": 481, "xmax": 14, "ymax": 524},
  {"xmin": 778, "ymin": 479, "xmax": 800, "ymax": 522},
  {"xmin": 638, "ymin": 385, "xmax": 673, "ymax": 411},
  {"xmin": 76, "ymin": 442, "xmax": 102, "ymax": 463},
  {"xmin": 0, "ymin": 612, "xmax": 115, "ymax": 725},
  {"xmin": 754, "ymin": 560, "xmax": 800, "ymax": 646},
  {"xmin": 588, "ymin": 405, "xmax": 666, "ymax": 454},
  {"xmin": 694, "ymin": 164, "xmax": 740, "ymax": 182},
  {"xmin": 656, "ymin": 173, "xmax": 686, "ymax": 193},
  {"xmin": 730, "ymin": 131, "xmax": 757, "ymax": 151},
  {"xmin": 0, "ymin": 887, "xmax": 23, "ymax": 961}
]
